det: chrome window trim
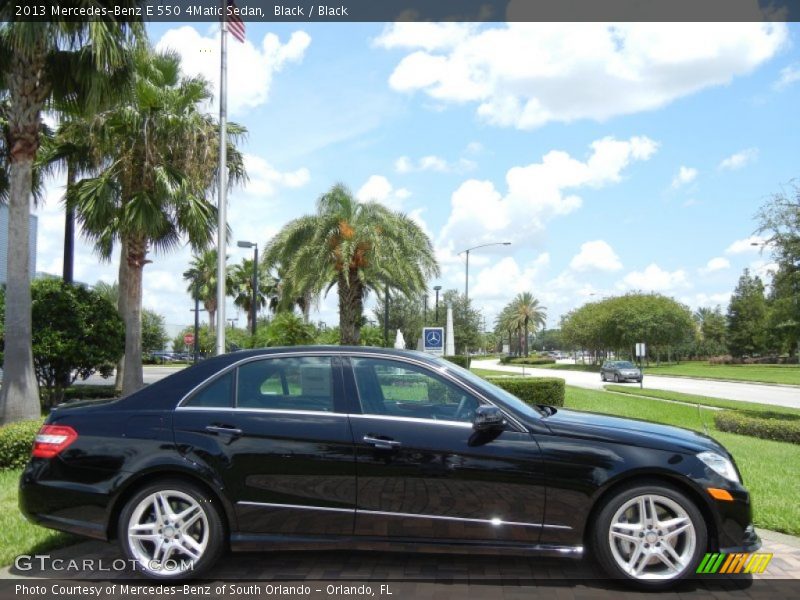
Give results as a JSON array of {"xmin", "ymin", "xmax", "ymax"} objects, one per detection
[
  {"xmin": 178, "ymin": 351, "xmax": 337, "ymax": 409},
  {"xmin": 176, "ymin": 406, "xmax": 349, "ymax": 417},
  {"xmin": 347, "ymin": 413, "xmax": 472, "ymax": 428},
  {"xmin": 236, "ymin": 500, "xmax": 571, "ymax": 530},
  {"xmin": 176, "ymin": 350, "xmax": 529, "ymax": 433}
]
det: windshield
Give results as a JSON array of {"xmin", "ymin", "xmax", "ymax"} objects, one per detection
[
  {"xmin": 433, "ymin": 358, "xmax": 546, "ymax": 419},
  {"xmin": 617, "ymin": 361, "xmax": 636, "ymax": 368}
]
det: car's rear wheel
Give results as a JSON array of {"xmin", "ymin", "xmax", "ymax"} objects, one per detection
[
  {"xmin": 601, "ymin": 372, "xmax": 606, "ymax": 381},
  {"xmin": 592, "ymin": 482, "xmax": 706, "ymax": 589},
  {"xmin": 118, "ymin": 479, "xmax": 224, "ymax": 579}
]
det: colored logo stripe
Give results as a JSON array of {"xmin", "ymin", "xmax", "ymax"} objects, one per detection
[{"xmin": 696, "ymin": 552, "xmax": 773, "ymax": 574}]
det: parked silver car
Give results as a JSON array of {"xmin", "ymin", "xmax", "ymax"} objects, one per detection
[{"xmin": 600, "ymin": 360, "xmax": 642, "ymax": 383}]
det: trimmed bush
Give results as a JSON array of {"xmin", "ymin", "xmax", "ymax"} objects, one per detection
[
  {"xmin": 62, "ymin": 386, "xmax": 119, "ymax": 401},
  {"xmin": 0, "ymin": 420, "xmax": 43, "ymax": 471},
  {"xmin": 509, "ymin": 356, "xmax": 556, "ymax": 366},
  {"xmin": 444, "ymin": 355, "xmax": 471, "ymax": 369},
  {"xmin": 714, "ymin": 410, "xmax": 800, "ymax": 445},
  {"xmin": 486, "ymin": 376, "xmax": 565, "ymax": 408}
]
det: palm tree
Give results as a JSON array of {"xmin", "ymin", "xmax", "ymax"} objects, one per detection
[
  {"xmin": 183, "ymin": 249, "xmax": 235, "ymax": 333},
  {"xmin": 0, "ymin": 10, "xmax": 143, "ymax": 423},
  {"xmin": 509, "ymin": 292, "xmax": 547, "ymax": 357},
  {"xmin": 71, "ymin": 47, "xmax": 246, "ymax": 395},
  {"xmin": 229, "ymin": 258, "xmax": 279, "ymax": 331},
  {"xmin": 265, "ymin": 184, "xmax": 439, "ymax": 344}
]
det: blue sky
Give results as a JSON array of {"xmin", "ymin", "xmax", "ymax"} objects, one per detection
[{"xmin": 34, "ymin": 22, "xmax": 800, "ymax": 338}]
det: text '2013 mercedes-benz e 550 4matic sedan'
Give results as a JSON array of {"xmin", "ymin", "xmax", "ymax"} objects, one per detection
[{"xmin": 19, "ymin": 347, "xmax": 759, "ymax": 589}]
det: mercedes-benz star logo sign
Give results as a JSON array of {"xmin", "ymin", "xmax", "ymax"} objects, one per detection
[{"xmin": 425, "ymin": 330, "xmax": 441, "ymax": 346}]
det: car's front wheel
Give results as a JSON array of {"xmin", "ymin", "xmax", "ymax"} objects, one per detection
[
  {"xmin": 118, "ymin": 479, "xmax": 225, "ymax": 579},
  {"xmin": 592, "ymin": 482, "xmax": 707, "ymax": 589}
]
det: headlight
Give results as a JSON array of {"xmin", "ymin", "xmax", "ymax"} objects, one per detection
[{"xmin": 697, "ymin": 451, "xmax": 740, "ymax": 483}]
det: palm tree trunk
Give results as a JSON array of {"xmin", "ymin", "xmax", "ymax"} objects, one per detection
[
  {"xmin": 115, "ymin": 239, "xmax": 129, "ymax": 393},
  {"xmin": 121, "ymin": 236, "xmax": 145, "ymax": 395},
  {"xmin": 524, "ymin": 318, "xmax": 529, "ymax": 357},
  {"xmin": 337, "ymin": 272, "xmax": 363, "ymax": 345},
  {"xmin": 0, "ymin": 154, "xmax": 41, "ymax": 423},
  {"xmin": 0, "ymin": 50, "xmax": 48, "ymax": 423},
  {"xmin": 208, "ymin": 308, "xmax": 216, "ymax": 334},
  {"xmin": 62, "ymin": 161, "xmax": 76, "ymax": 283}
]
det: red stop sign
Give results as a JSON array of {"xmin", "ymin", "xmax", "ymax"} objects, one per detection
[{"xmin": 183, "ymin": 333, "xmax": 195, "ymax": 345}]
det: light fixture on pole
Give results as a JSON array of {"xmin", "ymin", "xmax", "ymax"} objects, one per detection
[
  {"xmin": 433, "ymin": 285, "xmax": 442, "ymax": 321},
  {"xmin": 237, "ymin": 240, "xmax": 258, "ymax": 336}
]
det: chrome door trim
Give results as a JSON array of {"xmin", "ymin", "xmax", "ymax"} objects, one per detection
[
  {"xmin": 348, "ymin": 413, "xmax": 472, "ymax": 428},
  {"xmin": 236, "ymin": 501, "xmax": 570, "ymax": 530},
  {"xmin": 238, "ymin": 501, "xmax": 355, "ymax": 514}
]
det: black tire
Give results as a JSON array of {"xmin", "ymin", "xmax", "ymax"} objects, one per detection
[
  {"xmin": 613, "ymin": 373, "xmax": 619, "ymax": 383},
  {"xmin": 117, "ymin": 478, "xmax": 225, "ymax": 579},
  {"xmin": 592, "ymin": 481, "xmax": 707, "ymax": 590},
  {"xmin": 601, "ymin": 372, "xmax": 606, "ymax": 382}
]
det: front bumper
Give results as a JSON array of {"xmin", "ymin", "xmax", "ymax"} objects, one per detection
[{"xmin": 719, "ymin": 524, "xmax": 761, "ymax": 554}]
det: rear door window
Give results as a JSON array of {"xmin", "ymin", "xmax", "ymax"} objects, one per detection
[{"xmin": 236, "ymin": 356, "xmax": 334, "ymax": 412}]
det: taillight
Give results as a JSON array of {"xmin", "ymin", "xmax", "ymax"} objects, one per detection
[{"xmin": 32, "ymin": 425, "xmax": 78, "ymax": 459}]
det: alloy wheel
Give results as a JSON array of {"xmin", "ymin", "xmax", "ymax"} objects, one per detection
[
  {"xmin": 126, "ymin": 490, "xmax": 209, "ymax": 576},
  {"xmin": 607, "ymin": 493, "xmax": 696, "ymax": 580}
]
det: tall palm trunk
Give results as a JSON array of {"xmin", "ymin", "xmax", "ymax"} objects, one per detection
[
  {"xmin": 62, "ymin": 161, "xmax": 76, "ymax": 283},
  {"xmin": 523, "ymin": 318, "xmax": 529, "ymax": 357},
  {"xmin": 0, "ymin": 48, "xmax": 49, "ymax": 423},
  {"xmin": 207, "ymin": 305, "xmax": 216, "ymax": 334},
  {"xmin": 338, "ymin": 271, "xmax": 363, "ymax": 345},
  {"xmin": 114, "ymin": 239, "xmax": 129, "ymax": 393},
  {"xmin": 121, "ymin": 236, "xmax": 145, "ymax": 395}
]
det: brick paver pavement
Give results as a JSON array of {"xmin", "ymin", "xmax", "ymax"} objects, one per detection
[{"xmin": 1, "ymin": 528, "xmax": 797, "ymax": 599}]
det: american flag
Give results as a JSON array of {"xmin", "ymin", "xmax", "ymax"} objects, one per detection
[{"xmin": 226, "ymin": 0, "xmax": 246, "ymax": 43}]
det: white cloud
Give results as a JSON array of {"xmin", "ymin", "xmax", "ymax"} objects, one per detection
[
  {"xmin": 692, "ymin": 292, "xmax": 730, "ymax": 308},
  {"xmin": 470, "ymin": 254, "xmax": 550, "ymax": 300},
  {"xmin": 725, "ymin": 235, "xmax": 766, "ymax": 254},
  {"xmin": 750, "ymin": 259, "xmax": 779, "ymax": 280},
  {"xmin": 718, "ymin": 148, "xmax": 758, "ymax": 170},
  {"xmin": 700, "ymin": 257, "xmax": 731, "ymax": 274},
  {"xmin": 569, "ymin": 240, "xmax": 622, "ymax": 272},
  {"xmin": 620, "ymin": 263, "xmax": 690, "ymax": 292},
  {"xmin": 394, "ymin": 154, "xmax": 476, "ymax": 174},
  {"xmin": 242, "ymin": 154, "xmax": 310, "ymax": 197},
  {"xmin": 671, "ymin": 166, "xmax": 698, "ymax": 189},
  {"xmin": 376, "ymin": 22, "xmax": 787, "ymax": 129},
  {"xmin": 156, "ymin": 26, "xmax": 311, "ymax": 115},
  {"xmin": 438, "ymin": 135, "xmax": 657, "ymax": 250},
  {"xmin": 774, "ymin": 63, "xmax": 800, "ymax": 90},
  {"xmin": 355, "ymin": 175, "xmax": 410, "ymax": 210}
]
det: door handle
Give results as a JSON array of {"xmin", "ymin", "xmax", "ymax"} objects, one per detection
[
  {"xmin": 205, "ymin": 425, "xmax": 243, "ymax": 436},
  {"xmin": 363, "ymin": 435, "xmax": 401, "ymax": 450}
]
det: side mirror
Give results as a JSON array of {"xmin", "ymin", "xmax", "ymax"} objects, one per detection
[{"xmin": 473, "ymin": 405, "xmax": 506, "ymax": 432}]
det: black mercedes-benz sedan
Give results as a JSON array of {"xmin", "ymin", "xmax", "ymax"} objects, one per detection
[{"xmin": 20, "ymin": 347, "xmax": 758, "ymax": 588}]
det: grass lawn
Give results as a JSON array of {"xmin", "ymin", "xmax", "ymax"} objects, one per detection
[
  {"xmin": 563, "ymin": 386, "xmax": 800, "ymax": 536},
  {"xmin": 0, "ymin": 469, "xmax": 75, "ymax": 567},
  {"xmin": 543, "ymin": 361, "xmax": 800, "ymax": 386},
  {"xmin": 603, "ymin": 384, "xmax": 800, "ymax": 416},
  {"xmin": 471, "ymin": 368, "xmax": 523, "ymax": 378}
]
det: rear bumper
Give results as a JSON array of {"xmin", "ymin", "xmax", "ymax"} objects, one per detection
[{"xmin": 19, "ymin": 460, "xmax": 114, "ymax": 541}]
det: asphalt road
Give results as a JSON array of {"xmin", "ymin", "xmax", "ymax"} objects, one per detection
[{"xmin": 473, "ymin": 359, "xmax": 800, "ymax": 409}]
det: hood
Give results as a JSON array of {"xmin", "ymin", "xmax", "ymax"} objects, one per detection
[{"xmin": 542, "ymin": 408, "xmax": 723, "ymax": 455}]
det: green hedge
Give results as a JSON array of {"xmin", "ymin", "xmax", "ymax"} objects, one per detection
[
  {"xmin": 444, "ymin": 355, "xmax": 471, "ymax": 369},
  {"xmin": 509, "ymin": 357, "xmax": 556, "ymax": 366},
  {"xmin": 62, "ymin": 385, "xmax": 118, "ymax": 401},
  {"xmin": 499, "ymin": 356, "xmax": 556, "ymax": 366},
  {"xmin": 714, "ymin": 410, "xmax": 800, "ymax": 445},
  {"xmin": 486, "ymin": 376, "xmax": 565, "ymax": 407},
  {"xmin": 0, "ymin": 420, "xmax": 43, "ymax": 471}
]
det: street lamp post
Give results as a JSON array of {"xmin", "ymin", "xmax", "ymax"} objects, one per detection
[
  {"xmin": 459, "ymin": 242, "xmax": 511, "ymax": 306},
  {"xmin": 237, "ymin": 241, "xmax": 258, "ymax": 336},
  {"xmin": 189, "ymin": 281, "xmax": 207, "ymax": 364},
  {"xmin": 458, "ymin": 242, "xmax": 511, "ymax": 355},
  {"xmin": 434, "ymin": 285, "xmax": 442, "ymax": 321}
]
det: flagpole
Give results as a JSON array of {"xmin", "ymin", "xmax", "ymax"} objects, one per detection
[{"xmin": 216, "ymin": 4, "xmax": 228, "ymax": 356}]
